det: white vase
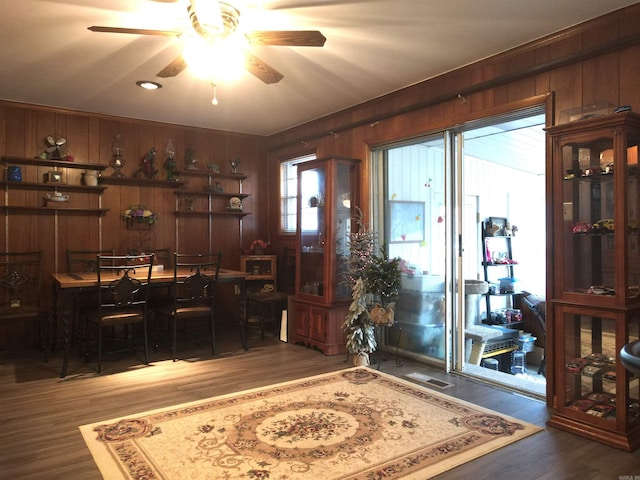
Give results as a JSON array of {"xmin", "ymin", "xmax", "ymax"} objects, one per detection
[{"xmin": 83, "ymin": 170, "xmax": 99, "ymax": 186}]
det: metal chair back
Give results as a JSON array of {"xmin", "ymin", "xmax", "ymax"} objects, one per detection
[
  {"xmin": 0, "ymin": 251, "xmax": 42, "ymax": 312},
  {"xmin": 66, "ymin": 249, "xmax": 115, "ymax": 273}
]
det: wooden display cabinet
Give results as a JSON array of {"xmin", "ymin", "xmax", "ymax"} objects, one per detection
[
  {"xmin": 240, "ymin": 255, "xmax": 277, "ymax": 293},
  {"xmin": 546, "ymin": 111, "xmax": 640, "ymax": 451},
  {"xmin": 290, "ymin": 157, "xmax": 360, "ymax": 355}
]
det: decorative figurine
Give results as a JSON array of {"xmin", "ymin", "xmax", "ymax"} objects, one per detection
[
  {"xmin": 164, "ymin": 139, "xmax": 177, "ymax": 181},
  {"xmin": 110, "ymin": 134, "xmax": 125, "ymax": 177},
  {"xmin": 229, "ymin": 157, "xmax": 240, "ymax": 174},
  {"xmin": 43, "ymin": 135, "xmax": 67, "ymax": 160},
  {"xmin": 185, "ymin": 148, "xmax": 198, "ymax": 171},
  {"xmin": 206, "ymin": 181, "xmax": 224, "ymax": 192},
  {"xmin": 133, "ymin": 147, "xmax": 159, "ymax": 180},
  {"xmin": 228, "ymin": 196, "xmax": 243, "ymax": 210},
  {"xmin": 207, "ymin": 163, "xmax": 220, "ymax": 172}
]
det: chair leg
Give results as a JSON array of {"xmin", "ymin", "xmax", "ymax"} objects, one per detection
[
  {"xmin": 142, "ymin": 319, "xmax": 149, "ymax": 365},
  {"xmin": 172, "ymin": 316, "xmax": 178, "ymax": 362},
  {"xmin": 210, "ymin": 312, "xmax": 216, "ymax": 355},
  {"xmin": 97, "ymin": 323, "xmax": 103, "ymax": 373}
]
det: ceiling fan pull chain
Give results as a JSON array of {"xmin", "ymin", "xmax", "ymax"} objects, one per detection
[{"xmin": 211, "ymin": 82, "xmax": 219, "ymax": 106}]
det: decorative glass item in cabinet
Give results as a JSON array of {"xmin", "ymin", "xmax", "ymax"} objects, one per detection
[{"xmin": 110, "ymin": 134, "xmax": 125, "ymax": 177}]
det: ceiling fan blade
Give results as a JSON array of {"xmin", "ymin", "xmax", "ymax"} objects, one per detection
[
  {"xmin": 244, "ymin": 52, "xmax": 284, "ymax": 84},
  {"xmin": 157, "ymin": 55, "xmax": 188, "ymax": 78},
  {"xmin": 88, "ymin": 26, "xmax": 180, "ymax": 37},
  {"xmin": 245, "ymin": 30, "xmax": 326, "ymax": 47}
]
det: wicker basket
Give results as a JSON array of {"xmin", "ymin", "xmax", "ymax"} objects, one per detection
[{"xmin": 369, "ymin": 304, "xmax": 395, "ymax": 326}]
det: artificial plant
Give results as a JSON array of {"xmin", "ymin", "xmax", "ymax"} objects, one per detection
[{"xmin": 342, "ymin": 208, "xmax": 377, "ymax": 355}]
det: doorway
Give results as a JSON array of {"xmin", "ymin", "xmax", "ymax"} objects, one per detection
[
  {"xmin": 455, "ymin": 110, "xmax": 547, "ymax": 397},
  {"xmin": 371, "ymin": 107, "xmax": 547, "ymax": 398}
]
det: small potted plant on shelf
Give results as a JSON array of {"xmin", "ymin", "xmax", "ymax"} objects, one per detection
[
  {"xmin": 121, "ymin": 205, "xmax": 159, "ymax": 227},
  {"xmin": 342, "ymin": 208, "xmax": 401, "ymax": 366},
  {"xmin": 249, "ymin": 239, "xmax": 271, "ymax": 255}
]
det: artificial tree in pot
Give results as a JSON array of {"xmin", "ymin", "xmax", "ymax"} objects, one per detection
[
  {"xmin": 364, "ymin": 248, "xmax": 401, "ymax": 326},
  {"xmin": 342, "ymin": 209, "xmax": 401, "ymax": 365}
]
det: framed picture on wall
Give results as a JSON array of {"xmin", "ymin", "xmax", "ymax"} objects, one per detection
[{"xmin": 389, "ymin": 201, "xmax": 425, "ymax": 243}]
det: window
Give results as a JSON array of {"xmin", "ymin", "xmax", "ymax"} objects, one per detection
[{"xmin": 280, "ymin": 154, "xmax": 315, "ymax": 233}]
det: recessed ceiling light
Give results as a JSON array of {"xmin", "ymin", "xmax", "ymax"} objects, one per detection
[{"xmin": 136, "ymin": 80, "xmax": 163, "ymax": 90}]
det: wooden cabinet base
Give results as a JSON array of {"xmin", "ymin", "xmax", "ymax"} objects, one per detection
[
  {"xmin": 548, "ymin": 413, "xmax": 640, "ymax": 452},
  {"xmin": 289, "ymin": 299, "xmax": 348, "ymax": 356}
]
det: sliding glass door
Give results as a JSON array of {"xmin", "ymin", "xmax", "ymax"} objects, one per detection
[
  {"xmin": 371, "ymin": 134, "xmax": 450, "ymax": 366},
  {"xmin": 372, "ymin": 107, "xmax": 547, "ymax": 397}
]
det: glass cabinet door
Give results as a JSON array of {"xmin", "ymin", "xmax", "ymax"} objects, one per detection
[
  {"xmin": 627, "ymin": 135, "xmax": 640, "ymax": 299},
  {"xmin": 298, "ymin": 165, "xmax": 326, "ymax": 299},
  {"xmin": 560, "ymin": 132, "xmax": 615, "ymax": 297},
  {"xmin": 333, "ymin": 162, "xmax": 354, "ymax": 301},
  {"xmin": 559, "ymin": 307, "xmax": 640, "ymax": 429},
  {"xmin": 555, "ymin": 117, "xmax": 640, "ymax": 305}
]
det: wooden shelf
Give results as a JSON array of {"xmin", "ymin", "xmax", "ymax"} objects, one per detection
[
  {"xmin": 176, "ymin": 170, "xmax": 247, "ymax": 181},
  {"xmin": 1, "ymin": 206, "xmax": 109, "ymax": 215},
  {"xmin": 174, "ymin": 210, "xmax": 249, "ymax": 218},
  {"xmin": 1, "ymin": 156, "xmax": 108, "ymax": 171},
  {"xmin": 99, "ymin": 176, "xmax": 185, "ymax": 188},
  {"xmin": 0, "ymin": 181, "xmax": 107, "ymax": 193},
  {"xmin": 175, "ymin": 191, "xmax": 249, "ymax": 199}
]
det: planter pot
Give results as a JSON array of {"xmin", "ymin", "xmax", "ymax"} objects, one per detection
[
  {"xmin": 353, "ymin": 352, "xmax": 370, "ymax": 366},
  {"xmin": 369, "ymin": 303, "xmax": 395, "ymax": 326}
]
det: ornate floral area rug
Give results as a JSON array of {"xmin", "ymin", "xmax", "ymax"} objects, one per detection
[{"xmin": 79, "ymin": 367, "xmax": 542, "ymax": 479}]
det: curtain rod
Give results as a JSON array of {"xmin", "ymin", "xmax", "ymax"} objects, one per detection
[{"xmin": 268, "ymin": 32, "xmax": 640, "ymax": 152}]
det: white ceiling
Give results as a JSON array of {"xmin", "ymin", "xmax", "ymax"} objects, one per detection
[{"xmin": 1, "ymin": 0, "xmax": 637, "ymax": 136}]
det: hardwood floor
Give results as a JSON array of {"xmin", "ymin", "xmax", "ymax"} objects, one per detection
[{"xmin": 0, "ymin": 329, "xmax": 638, "ymax": 480}]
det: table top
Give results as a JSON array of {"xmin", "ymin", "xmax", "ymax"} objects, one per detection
[{"xmin": 52, "ymin": 267, "xmax": 247, "ymax": 289}]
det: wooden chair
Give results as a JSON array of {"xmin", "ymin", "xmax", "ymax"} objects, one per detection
[
  {"xmin": 155, "ymin": 252, "xmax": 222, "ymax": 361},
  {"xmin": 66, "ymin": 248, "xmax": 115, "ymax": 273},
  {"xmin": 66, "ymin": 248, "xmax": 115, "ymax": 348},
  {"xmin": 83, "ymin": 254, "xmax": 154, "ymax": 373},
  {"xmin": 522, "ymin": 294, "xmax": 546, "ymax": 375},
  {"xmin": 151, "ymin": 247, "xmax": 172, "ymax": 269},
  {"xmin": 0, "ymin": 251, "xmax": 45, "ymax": 353}
]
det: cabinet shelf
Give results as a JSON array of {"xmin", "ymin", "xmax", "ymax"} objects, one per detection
[
  {"xmin": 1, "ymin": 156, "xmax": 108, "ymax": 171},
  {"xmin": 99, "ymin": 176, "xmax": 185, "ymax": 188},
  {"xmin": 0, "ymin": 181, "xmax": 107, "ymax": 193},
  {"xmin": 1, "ymin": 206, "xmax": 109, "ymax": 215}
]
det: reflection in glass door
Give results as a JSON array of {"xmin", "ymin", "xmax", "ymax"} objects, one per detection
[{"xmin": 372, "ymin": 134, "xmax": 448, "ymax": 365}]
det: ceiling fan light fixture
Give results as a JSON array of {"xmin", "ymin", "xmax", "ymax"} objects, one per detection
[
  {"xmin": 136, "ymin": 80, "xmax": 163, "ymax": 90},
  {"xmin": 188, "ymin": 0, "xmax": 239, "ymax": 41},
  {"xmin": 182, "ymin": 34, "xmax": 245, "ymax": 81}
]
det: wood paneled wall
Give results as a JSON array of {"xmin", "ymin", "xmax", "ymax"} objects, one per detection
[
  {"xmin": 264, "ymin": 2, "xmax": 640, "ymax": 410},
  {"xmin": 265, "ymin": 3, "xmax": 640, "ymax": 231},
  {"xmin": 0, "ymin": 102, "xmax": 268, "ymax": 345}
]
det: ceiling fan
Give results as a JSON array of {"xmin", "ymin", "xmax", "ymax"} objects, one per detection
[{"xmin": 88, "ymin": 0, "xmax": 326, "ymax": 84}]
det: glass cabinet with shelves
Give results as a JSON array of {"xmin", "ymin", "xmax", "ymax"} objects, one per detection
[
  {"xmin": 291, "ymin": 157, "xmax": 359, "ymax": 355},
  {"xmin": 547, "ymin": 112, "xmax": 640, "ymax": 451}
]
